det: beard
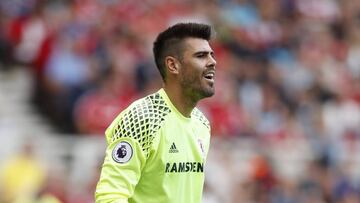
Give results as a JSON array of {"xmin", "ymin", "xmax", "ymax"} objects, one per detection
[{"xmin": 179, "ymin": 72, "xmax": 215, "ymax": 102}]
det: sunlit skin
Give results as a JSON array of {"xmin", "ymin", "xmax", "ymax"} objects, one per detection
[{"xmin": 163, "ymin": 37, "xmax": 216, "ymax": 117}]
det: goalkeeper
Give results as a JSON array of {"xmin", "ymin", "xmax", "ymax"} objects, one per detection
[{"xmin": 95, "ymin": 22, "xmax": 217, "ymax": 203}]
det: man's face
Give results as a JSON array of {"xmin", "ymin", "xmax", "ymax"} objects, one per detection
[{"xmin": 178, "ymin": 38, "xmax": 216, "ymax": 101}]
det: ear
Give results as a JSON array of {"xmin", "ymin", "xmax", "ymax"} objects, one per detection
[{"xmin": 165, "ymin": 56, "xmax": 180, "ymax": 75}]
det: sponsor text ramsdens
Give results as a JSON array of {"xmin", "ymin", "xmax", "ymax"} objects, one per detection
[{"xmin": 165, "ymin": 162, "xmax": 203, "ymax": 173}]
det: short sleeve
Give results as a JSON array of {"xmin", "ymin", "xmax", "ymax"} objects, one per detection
[
  {"xmin": 95, "ymin": 136, "xmax": 146, "ymax": 202},
  {"xmin": 95, "ymin": 95, "xmax": 171, "ymax": 202}
]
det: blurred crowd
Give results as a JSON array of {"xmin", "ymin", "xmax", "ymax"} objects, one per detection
[{"xmin": 0, "ymin": 0, "xmax": 360, "ymax": 202}]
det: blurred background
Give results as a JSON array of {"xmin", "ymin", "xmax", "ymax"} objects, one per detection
[{"xmin": 0, "ymin": 0, "xmax": 360, "ymax": 202}]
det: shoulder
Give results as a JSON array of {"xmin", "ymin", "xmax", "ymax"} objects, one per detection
[
  {"xmin": 107, "ymin": 91, "xmax": 172, "ymax": 157},
  {"xmin": 191, "ymin": 108, "xmax": 210, "ymax": 130},
  {"xmin": 127, "ymin": 91, "xmax": 172, "ymax": 124}
]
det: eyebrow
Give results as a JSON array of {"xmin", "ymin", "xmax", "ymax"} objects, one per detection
[{"xmin": 193, "ymin": 50, "xmax": 214, "ymax": 56}]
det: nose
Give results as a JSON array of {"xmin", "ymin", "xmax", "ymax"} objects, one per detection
[{"xmin": 207, "ymin": 55, "xmax": 216, "ymax": 68}]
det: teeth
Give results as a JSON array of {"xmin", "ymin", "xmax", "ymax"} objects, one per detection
[{"xmin": 205, "ymin": 72, "xmax": 214, "ymax": 78}]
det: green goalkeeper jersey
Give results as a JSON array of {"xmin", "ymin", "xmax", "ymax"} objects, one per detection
[{"xmin": 95, "ymin": 88, "xmax": 211, "ymax": 203}]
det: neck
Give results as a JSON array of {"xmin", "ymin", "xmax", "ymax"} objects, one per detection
[{"xmin": 163, "ymin": 85, "xmax": 197, "ymax": 118}]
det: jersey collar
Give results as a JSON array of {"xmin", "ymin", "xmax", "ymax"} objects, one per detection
[{"xmin": 158, "ymin": 88, "xmax": 192, "ymax": 122}]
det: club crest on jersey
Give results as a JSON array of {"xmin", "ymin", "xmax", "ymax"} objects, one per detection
[{"xmin": 112, "ymin": 141, "xmax": 133, "ymax": 163}]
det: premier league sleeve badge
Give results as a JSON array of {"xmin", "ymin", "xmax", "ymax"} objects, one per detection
[{"xmin": 112, "ymin": 141, "xmax": 133, "ymax": 163}]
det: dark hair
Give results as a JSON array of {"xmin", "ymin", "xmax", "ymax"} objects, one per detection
[{"xmin": 153, "ymin": 22, "xmax": 213, "ymax": 81}]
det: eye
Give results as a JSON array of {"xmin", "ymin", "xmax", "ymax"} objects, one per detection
[{"xmin": 196, "ymin": 53, "xmax": 206, "ymax": 58}]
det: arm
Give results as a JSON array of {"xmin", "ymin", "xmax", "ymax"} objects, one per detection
[{"xmin": 95, "ymin": 112, "xmax": 147, "ymax": 202}]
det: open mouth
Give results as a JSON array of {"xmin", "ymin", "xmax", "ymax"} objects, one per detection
[{"xmin": 204, "ymin": 72, "xmax": 215, "ymax": 81}]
